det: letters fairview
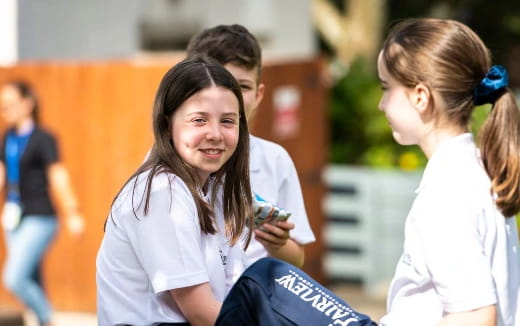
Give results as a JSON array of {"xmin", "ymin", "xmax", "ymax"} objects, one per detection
[{"xmin": 275, "ymin": 271, "xmax": 362, "ymax": 326}]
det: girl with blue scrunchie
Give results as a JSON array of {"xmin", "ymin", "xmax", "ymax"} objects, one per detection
[
  {"xmin": 216, "ymin": 18, "xmax": 519, "ymax": 326},
  {"xmin": 374, "ymin": 18, "xmax": 520, "ymax": 325}
]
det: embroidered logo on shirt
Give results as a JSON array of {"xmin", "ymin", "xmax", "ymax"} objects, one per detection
[
  {"xmin": 219, "ymin": 249, "xmax": 227, "ymax": 266},
  {"xmin": 401, "ymin": 253, "xmax": 412, "ymax": 266}
]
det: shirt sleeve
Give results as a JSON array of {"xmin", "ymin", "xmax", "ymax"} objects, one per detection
[
  {"xmin": 276, "ymin": 149, "xmax": 316, "ymax": 245},
  {"xmin": 125, "ymin": 176, "xmax": 209, "ymax": 294},
  {"xmin": 412, "ymin": 187, "xmax": 497, "ymax": 312}
]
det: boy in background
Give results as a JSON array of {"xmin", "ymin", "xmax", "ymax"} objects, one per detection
[{"xmin": 186, "ymin": 24, "xmax": 315, "ymax": 267}]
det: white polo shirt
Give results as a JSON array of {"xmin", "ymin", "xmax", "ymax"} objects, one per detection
[
  {"xmin": 96, "ymin": 171, "xmax": 241, "ymax": 325},
  {"xmin": 242, "ymin": 135, "xmax": 316, "ymax": 267},
  {"xmin": 380, "ymin": 134, "xmax": 520, "ymax": 326}
]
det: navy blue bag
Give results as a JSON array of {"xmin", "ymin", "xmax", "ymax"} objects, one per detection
[{"xmin": 216, "ymin": 257, "xmax": 378, "ymax": 326}]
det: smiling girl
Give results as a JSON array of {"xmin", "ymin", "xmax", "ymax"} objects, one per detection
[{"xmin": 96, "ymin": 56, "xmax": 253, "ymax": 326}]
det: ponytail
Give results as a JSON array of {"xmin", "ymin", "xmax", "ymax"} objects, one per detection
[{"xmin": 479, "ymin": 89, "xmax": 520, "ymax": 217}]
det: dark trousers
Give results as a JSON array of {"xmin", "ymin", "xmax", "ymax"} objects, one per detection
[
  {"xmin": 121, "ymin": 323, "xmax": 189, "ymax": 325},
  {"xmin": 216, "ymin": 257, "xmax": 378, "ymax": 326}
]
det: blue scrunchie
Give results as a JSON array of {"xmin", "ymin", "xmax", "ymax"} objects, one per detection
[{"xmin": 473, "ymin": 65, "xmax": 509, "ymax": 105}]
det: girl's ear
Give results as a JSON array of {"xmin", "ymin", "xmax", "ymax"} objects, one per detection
[{"xmin": 412, "ymin": 83, "xmax": 431, "ymax": 114}]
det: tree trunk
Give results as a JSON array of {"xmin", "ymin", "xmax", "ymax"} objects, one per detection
[{"xmin": 311, "ymin": 0, "xmax": 386, "ymax": 66}]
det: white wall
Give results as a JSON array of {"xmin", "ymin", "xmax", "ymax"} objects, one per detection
[{"xmin": 0, "ymin": 0, "xmax": 17, "ymax": 65}]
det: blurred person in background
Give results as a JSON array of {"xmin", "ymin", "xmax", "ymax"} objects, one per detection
[
  {"xmin": 186, "ymin": 24, "xmax": 315, "ymax": 269},
  {"xmin": 0, "ymin": 80, "xmax": 84, "ymax": 326}
]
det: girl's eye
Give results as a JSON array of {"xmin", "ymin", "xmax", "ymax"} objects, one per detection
[
  {"xmin": 222, "ymin": 119, "xmax": 236, "ymax": 124},
  {"xmin": 240, "ymin": 85, "xmax": 252, "ymax": 91},
  {"xmin": 192, "ymin": 118, "xmax": 206, "ymax": 123}
]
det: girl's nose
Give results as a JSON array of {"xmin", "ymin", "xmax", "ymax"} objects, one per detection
[
  {"xmin": 377, "ymin": 98, "xmax": 385, "ymax": 112},
  {"xmin": 205, "ymin": 122, "xmax": 223, "ymax": 141}
]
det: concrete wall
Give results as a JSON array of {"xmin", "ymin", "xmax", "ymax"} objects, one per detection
[
  {"xmin": 18, "ymin": 0, "xmax": 143, "ymax": 60},
  {"xmin": 14, "ymin": 0, "xmax": 316, "ymax": 61},
  {"xmin": 204, "ymin": 0, "xmax": 316, "ymax": 60}
]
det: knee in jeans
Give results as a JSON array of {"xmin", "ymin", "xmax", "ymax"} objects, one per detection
[{"xmin": 3, "ymin": 268, "xmax": 24, "ymax": 293}]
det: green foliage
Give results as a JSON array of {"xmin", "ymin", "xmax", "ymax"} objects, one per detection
[
  {"xmin": 329, "ymin": 58, "xmax": 426, "ymax": 170},
  {"xmin": 386, "ymin": 0, "xmax": 520, "ymax": 87},
  {"xmin": 470, "ymin": 103, "xmax": 492, "ymax": 141}
]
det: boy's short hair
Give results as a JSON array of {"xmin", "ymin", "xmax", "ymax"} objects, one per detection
[{"xmin": 186, "ymin": 24, "xmax": 262, "ymax": 77}]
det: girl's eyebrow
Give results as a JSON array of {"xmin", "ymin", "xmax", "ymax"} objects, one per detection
[
  {"xmin": 186, "ymin": 111, "xmax": 239, "ymax": 117},
  {"xmin": 185, "ymin": 111, "xmax": 208, "ymax": 117}
]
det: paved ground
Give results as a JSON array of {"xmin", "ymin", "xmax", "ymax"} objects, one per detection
[
  {"xmin": 14, "ymin": 283, "xmax": 385, "ymax": 325},
  {"xmin": 0, "ymin": 307, "xmax": 97, "ymax": 326},
  {"xmin": 329, "ymin": 283, "xmax": 387, "ymax": 322},
  {"xmin": 24, "ymin": 311, "xmax": 97, "ymax": 326}
]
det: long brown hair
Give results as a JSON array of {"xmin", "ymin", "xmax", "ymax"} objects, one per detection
[
  {"xmin": 109, "ymin": 56, "xmax": 253, "ymax": 247},
  {"xmin": 381, "ymin": 18, "xmax": 520, "ymax": 217}
]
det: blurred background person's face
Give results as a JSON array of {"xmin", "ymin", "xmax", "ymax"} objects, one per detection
[{"xmin": 0, "ymin": 85, "xmax": 33, "ymax": 126}]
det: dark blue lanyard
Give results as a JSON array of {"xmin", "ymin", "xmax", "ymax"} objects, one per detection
[{"xmin": 5, "ymin": 129, "xmax": 32, "ymax": 203}]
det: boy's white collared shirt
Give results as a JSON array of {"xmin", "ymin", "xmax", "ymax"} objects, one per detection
[{"xmin": 241, "ymin": 135, "xmax": 316, "ymax": 267}]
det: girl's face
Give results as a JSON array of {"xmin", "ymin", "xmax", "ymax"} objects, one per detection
[
  {"xmin": 171, "ymin": 86, "xmax": 240, "ymax": 184},
  {"xmin": 0, "ymin": 85, "xmax": 33, "ymax": 126},
  {"xmin": 377, "ymin": 52, "xmax": 425, "ymax": 146}
]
